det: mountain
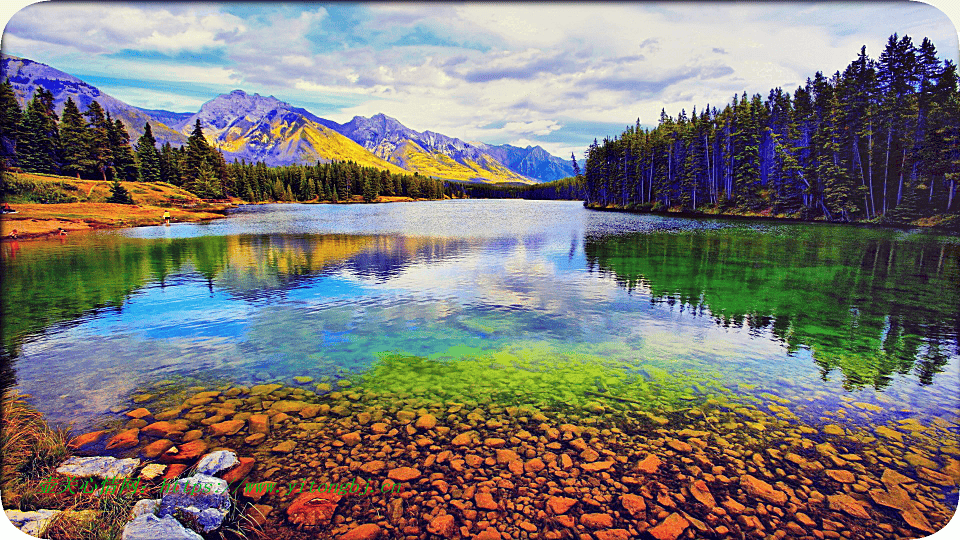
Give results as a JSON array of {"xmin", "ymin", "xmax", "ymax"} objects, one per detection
[
  {"xmin": 473, "ymin": 143, "xmax": 574, "ymax": 182},
  {"xmin": 338, "ymin": 114, "xmax": 536, "ymax": 184},
  {"xmin": 137, "ymin": 108, "xmax": 193, "ymax": 128},
  {"xmin": 0, "ymin": 54, "xmax": 186, "ymax": 147},
  {"xmin": 2, "ymin": 55, "xmax": 571, "ymax": 183},
  {"xmin": 172, "ymin": 90, "xmax": 406, "ymax": 172}
]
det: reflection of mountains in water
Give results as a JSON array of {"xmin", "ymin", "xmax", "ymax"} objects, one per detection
[
  {"xmin": 0, "ymin": 234, "xmax": 471, "ymax": 359},
  {"xmin": 342, "ymin": 236, "xmax": 474, "ymax": 281},
  {"xmin": 584, "ymin": 229, "xmax": 960, "ymax": 390}
]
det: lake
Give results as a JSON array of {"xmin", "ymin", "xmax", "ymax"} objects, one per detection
[{"xmin": 2, "ymin": 199, "xmax": 958, "ymax": 537}]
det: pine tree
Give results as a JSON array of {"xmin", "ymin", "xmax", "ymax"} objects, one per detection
[
  {"xmin": 0, "ymin": 79, "xmax": 21, "ymax": 168},
  {"xmin": 183, "ymin": 119, "xmax": 212, "ymax": 187},
  {"xmin": 192, "ymin": 157, "xmax": 222, "ymax": 199},
  {"xmin": 106, "ymin": 178, "xmax": 134, "ymax": 204},
  {"xmin": 84, "ymin": 101, "xmax": 112, "ymax": 180},
  {"xmin": 362, "ymin": 173, "xmax": 379, "ymax": 202},
  {"xmin": 18, "ymin": 89, "xmax": 60, "ymax": 174},
  {"xmin": 108, "ymin": 117, "xmax": 138, "ymax": 182},
  {"xmin": 58, "ymin": 97, "xmax": 91, "ymax": 178},
  {"xmin": 135, "ymin": 123, "xmax": 162, "ymax": 183}
]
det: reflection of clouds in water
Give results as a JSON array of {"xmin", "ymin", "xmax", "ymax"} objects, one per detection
[{"xmin": 14, "ymin": 332, "xmax": 242, "ymax": 429}]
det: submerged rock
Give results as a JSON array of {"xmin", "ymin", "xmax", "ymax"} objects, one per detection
[
  {"xmin": 68, "ymin": 430, "xmax": 108, "ymax": 450},
  {"xmin": 341, "ymin": 523, "xmax": 381, "ymax": 540},
  {"xmin": 106, "ymin": 428, "xmax": 141, "ymax": 450},
  {"xmin": 56, "ymin": 456, "xmax": 140, "ymax": 479},
  {"xmin": 739, "ymin": 474, "xmax": 787, "ymax": 505},
  {"xmin": 649, "ymin": 512, "xmax": 689, "ymax": 540},
  {"xmin": 194, "ymin": 450, "xmax": 239, "ymax": 476},
  {"xmin": 286, "ymin": 490, "xmax": 342, "ymax": 528},
  {"xmin": 221, "ymin": 457, "xmax": 256, "ymax": 483}
]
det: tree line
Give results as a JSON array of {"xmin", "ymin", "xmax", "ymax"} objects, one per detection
[
  {"xmin": 582, "ymin": 35, "xmax": 959, "ymax": 225},
  {"xmin": 450, "ymin": 176, "xmax": 583, "ymax": 200},
  {"xmin": 0, "ymin": 82, "xmax": 446, "ymax": 203},
  {"xmin": 226, "ymin": 160, "xmax": 446, "ymax": 203}
]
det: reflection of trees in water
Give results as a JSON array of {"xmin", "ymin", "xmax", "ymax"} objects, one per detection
[
  {"xmin": 343, "ymin": 236, "xmax": 474, "ymax": 281},
  {"xmin": 583, "ymin": 228, "xmax": 960, "ymax": 390},
  {"xmin": 0, "ymin": 234, "xmax": 469, "ymax": 363}
]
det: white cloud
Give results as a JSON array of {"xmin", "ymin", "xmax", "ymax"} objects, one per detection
[{"xmin": 4, "ymin": 2, "xmax": 957, "ymax": 158}]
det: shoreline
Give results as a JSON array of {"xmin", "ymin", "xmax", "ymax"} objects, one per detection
[
  {"xmin": 1, "ymin": 202, "xmax": 233, "ymax": 240},
  {"xmin": 582, "ymin": 203, "xmax": 960, "ymax": 233},
  {"xmin": 1, "ymin": 196, "xmax": 460, "ymax": 240}
]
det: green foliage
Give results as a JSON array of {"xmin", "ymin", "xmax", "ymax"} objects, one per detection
[
  {"xmin": 83, "ymin": 101, "xmax": 112, "ymax": 181},
  {"xmin": 0, "ymin": 172, "xmax": 79, "ymax": 203},
  {"xmin": 58, "ymin": 98, "xmax": 90, "ymax": 178},
  {"xmin": 225, "ymin": 159, "xmax": 447, "ymax": 203},
  {"xmin": 106, "ymin": 179, "xmax": 134, "ymax": 204},
  {"xmin": 583, "ymin": 34, "xmax": 959, "ymax": 224},
  {"xmin": 0, "ymin": 79, "xmax": 21, "ymax": 168},
  {"xmin": 17, "ymin": 88, "xmax": 60, "ymax": 175},
  {"xmin": 135, "ymin": 123, "xmax": 162, "ymax": 183}
]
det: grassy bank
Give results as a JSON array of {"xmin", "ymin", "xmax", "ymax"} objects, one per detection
[{"xmin": 1, "ymin": 172, "xmax": 234, "ymax": 239}]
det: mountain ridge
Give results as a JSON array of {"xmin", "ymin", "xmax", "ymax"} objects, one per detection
[{"xmin": 1, "ymin": 54, "xmax": 574, "ymax": 183}]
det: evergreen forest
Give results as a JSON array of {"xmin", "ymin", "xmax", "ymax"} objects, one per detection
[
  {"xmin": 0, "ymin": 85, "xmax": 446, "ymax": 203},
  {"xmin": 581, "ymin": 35, "xmax": 960, "ymax": 225}
]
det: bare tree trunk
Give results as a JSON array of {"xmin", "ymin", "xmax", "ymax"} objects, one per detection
[
  {"xmin": 883, "ymin": 127, "xmax": 892, "ymax": 214},
  {"xmin": 948, "ymin": 176, "xmax": 955, "ymax": 211},
  {"xmin": 854, "ymin": 135, "xmax": 870, "ymax": 219},
  {"xmin": 897, "ymin": 147, "xmax": 907, "ymax": 205},
  {"xmin": 867, "ymin": 120, "xmax": 875, "ymax": 218}
]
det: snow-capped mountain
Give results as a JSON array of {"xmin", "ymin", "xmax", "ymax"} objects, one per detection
[
  {"xmin": 1, "ymin": 55, "xmax": 574, "ymax": 183},
  {"xmin": 338, "ymin": 114, "xmax": 535, "ymax": 184},
  {"xmin": 169, "ymin": 90, "xmax": 400, "ymax": 170},
  {"xmin": 473, "ymin": 143, "xmax": 575, "ymax": 182}
]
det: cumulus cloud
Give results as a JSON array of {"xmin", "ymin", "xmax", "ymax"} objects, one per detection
[{"xmin": 3, "ymin": 2, "xmax": 957, "ymax": 158}]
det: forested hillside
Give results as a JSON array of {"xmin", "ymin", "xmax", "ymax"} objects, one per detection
[
  {"xmin": 583, "ymin": 35, "xmax": 960, "ymax": 227},
  {"xmin": 0, "ymin": 83, "xmax": 445, "ymax": 203}
]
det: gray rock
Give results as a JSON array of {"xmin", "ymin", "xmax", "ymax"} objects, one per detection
[
  {"xmin": 129, "ymin": 499, "xmax": 161, "ymax": 519},
  {"xmin": 56, "ymin": 456, "xmax": 140, "ymax": 479},
  {"xmin": 4, "ymin": 509, "xmax": 61, "ymax": 537},
  {"xmin": 121, "ymin": 514, "xmax": 203, "ymax": 540},
  {"xmin": 157, "ymin": 474, "xmax": 230, "ymax": 532},
  {"xmin": 194, "ymin": 450, "xmax": 238, "ymax": 476}
]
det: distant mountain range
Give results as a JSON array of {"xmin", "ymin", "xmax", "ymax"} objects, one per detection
[{"xmin": 1, "ymin": 54, "xmax": 574, "ymax": 183}]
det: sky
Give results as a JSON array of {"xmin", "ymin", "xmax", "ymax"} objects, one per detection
[{"xmin": 1, "ymin": 1, "xmax": 958, "ymax": 160}]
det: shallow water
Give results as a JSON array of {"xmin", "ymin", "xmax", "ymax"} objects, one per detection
[
  {"xmin": 2, "ymin": 200, "xmax": 959, "ymax": 536},
  {"xmin": 3, "ymin": 200, "xmax": 957, "ymax": 429}
]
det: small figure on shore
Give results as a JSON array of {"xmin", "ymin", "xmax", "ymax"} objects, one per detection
[
  {"xmin": 58, "ymin": 227, "xmax": 67, "ymax": 236},
  {"xmin": 7, "ymin": 229, "xmax": 18, "ymax": 239},
  {"xmin": 162, "ymin": 210, "xmax": 171, "ymax": 225}
]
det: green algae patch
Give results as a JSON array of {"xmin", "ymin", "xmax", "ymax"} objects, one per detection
[{"xmin": 352, "ymin": 341, "xmax": 732, "ymax": 417}]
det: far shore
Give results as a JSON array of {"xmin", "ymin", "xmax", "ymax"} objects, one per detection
[
  {"xmin": 1, "ymin": 202, "xmax": 232, "ymax": 239},
  {"xmin": 1, "ymin": 195, "xmax": 452, "ymax": 240}
]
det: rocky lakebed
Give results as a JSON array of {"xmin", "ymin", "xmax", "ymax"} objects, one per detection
[{"xmin": 7, "ymin": 368, "xmax": 959, "ymax": 540}]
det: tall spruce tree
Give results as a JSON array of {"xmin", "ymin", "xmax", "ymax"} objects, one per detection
[
  {"xmin": 84, "ymin": 101, "xmax": 112, "ymax": 180},
  {"xmin": 18, "ymin": 88, "xmax": 60, "ymax": 174},
  {"xmin": 183, "ymin": 119, "xmax": 212, "ymax": 187},
  {"xmin": 58, "ymin": 97, "xmax": 91, "ymax": 178},
  {"xmin": 0, "ymin": 79, "xmax": 21, "ymax": 168},
  {"xmin": 135, "ymin": 123, "xmax": 162, "ymax": 183},
  {"xmin": 108, "ymin": 117, "xmax": 138, "ymax": 182}
]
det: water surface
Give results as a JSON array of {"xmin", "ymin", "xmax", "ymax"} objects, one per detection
[{"xmin": 2, "ymin": 200, "xmax": 958, "ymax": 441}]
